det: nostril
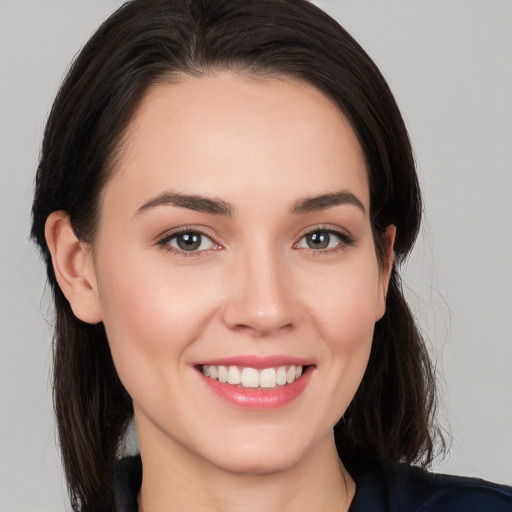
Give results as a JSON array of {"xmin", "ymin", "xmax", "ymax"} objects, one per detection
[
  {"xmin": 221, "ymin": 264, "xmax": 297, "ymax": 334},
  {"xmin": 229, "ymin": 321, "xmax": 294, "ymax": 336}
]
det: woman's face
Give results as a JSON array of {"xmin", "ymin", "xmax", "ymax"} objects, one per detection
[{"xmin": 89, "ymin": 72, "xmax": 394, "ymax": 474}]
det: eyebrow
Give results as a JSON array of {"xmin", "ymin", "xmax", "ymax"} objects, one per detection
[
  {"xmin": 135, "ymin": 192, "xmax": 234, "ymax": 217},
  {"xmin": 135, "ymin": 189, "xmax": 365, "ymax": 217},
  {"xmin": 290, "ymin": 191, "xmax": 366, "ymax": 215}
]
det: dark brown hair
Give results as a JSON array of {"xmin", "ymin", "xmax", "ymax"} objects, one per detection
[{"xmin": 31, "ymin": 0, "xmax": 442, "ymax": 510}]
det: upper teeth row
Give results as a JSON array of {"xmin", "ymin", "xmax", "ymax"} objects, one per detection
[{"xmin": 202, "ymin": 365, "xmax": 303, "ymax": 388}]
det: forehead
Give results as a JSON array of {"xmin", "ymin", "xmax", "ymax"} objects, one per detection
[{"xmin": 103, "ymin": 72, "xmax": 369, "ymax": 214}]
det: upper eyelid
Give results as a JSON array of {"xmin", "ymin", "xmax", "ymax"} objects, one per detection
[
  {"xmin": 156, "ymin": 225, "xmax": 221, "ymax": 244},
  {"xmin": 294, "ymin": 224, "xmax": 353, "ymax": 241},
  {"xmin": 294, "ymin": 226, "xmax": 356, "ymax": 252},
  {"xmin": 155, "ymin": 228, "xmax": 222, "ymax": 258},
  {"xmin": 154, "ymin": 224, "xmax": 354, "ymax": 249}
]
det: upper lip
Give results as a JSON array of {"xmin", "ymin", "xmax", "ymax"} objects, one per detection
[{"xmin": 196, "ymin": 355, "xmax": 314, "ymax": 369}]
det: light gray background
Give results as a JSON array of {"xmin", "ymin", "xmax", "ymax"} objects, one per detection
[{"xmin": 1, "ymin": 1, "xmax": 511, "ymax": 510}]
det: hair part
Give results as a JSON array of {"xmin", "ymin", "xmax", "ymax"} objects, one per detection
[{"xmin": 31, "ymin": 0, "xmax": 443, "ymax": 510}]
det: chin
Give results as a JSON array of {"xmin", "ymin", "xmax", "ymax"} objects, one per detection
[
  {"xmin": 211, "ymin": 448, "xmax": 302, "ymax": 476},
  {"xmin": 198, "ymin": 428, "xmax": 322, "ymax": 477}
]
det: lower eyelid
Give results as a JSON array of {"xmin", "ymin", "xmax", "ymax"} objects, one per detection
[
  {"xmin": 168, "ymin": 233, "xmax": 216, "ymax": 250},
  {"xmin": 295, "ymin": 228, "xmax": 355, "ymax": 250},
  {"xmin": 156, "ymin": 227, "xmax": 354, "ymax": 255},
  {"xmin": 157, "ymin": 226, "xmax": 229, "ymax": 260}
]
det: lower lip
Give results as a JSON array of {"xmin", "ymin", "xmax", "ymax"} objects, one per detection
[{"xmin": 199, "ymin": 367, "xmax": 313, "ymax": 409}]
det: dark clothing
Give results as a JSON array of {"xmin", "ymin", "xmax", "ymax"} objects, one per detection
[
  {"xmin": 348, "ymin": 459, "xmax": 512, "ymax": 511},
  {"xmin": 114, "ymin": 455, "xmax": 512, "ymax": 512},
  {"xmin": 114, "ymin": 456, "xmax": 142, "ymax": 512}
]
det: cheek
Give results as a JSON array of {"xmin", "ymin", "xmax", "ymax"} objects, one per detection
[
  {"xmin": 306, "ymin": 259, "xmax": 381, "ymax": 349},
  {"xmin": 322, "ymin": 287, "xmax": 376, "ymax": 383},
  {"xmin": 301, "ymin": 256, "xmax": 381, "ymax": 411},
  {"xmin": 98, "ymin": 245, "xmax": 212, "ymax": 334},
  {"xmin": 94, "ymin": 251, "xmax": 219, "ymax": 401}
]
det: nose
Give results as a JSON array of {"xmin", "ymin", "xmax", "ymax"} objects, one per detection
[{"xmin": 222, "ymin": 247, "xmax": 297, "ymax": 336}]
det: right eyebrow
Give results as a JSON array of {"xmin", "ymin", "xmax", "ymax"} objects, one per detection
[{"xmin": 134, "ymin": 191, "xmax": 234, "ymax": 217}]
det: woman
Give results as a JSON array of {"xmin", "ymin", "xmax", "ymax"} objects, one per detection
[{"xmin": 30, "ymin": 0, "xmax": 512, "ymax": 511}]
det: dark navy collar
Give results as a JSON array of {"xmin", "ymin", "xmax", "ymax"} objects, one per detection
[
  {"xmin": 349, "ymin": 459, "xmax": 512, "ymax": 512},
  {"xmin": 114, "ymin": 455, "xmax": 142, "ymax": 512},
  {"xmin": 114, "ymin": 455, "xmax": 512, "ymax": 512}
]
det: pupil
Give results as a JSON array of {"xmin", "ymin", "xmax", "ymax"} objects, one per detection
[
  {"xmin": 177, "ymin": 233, "xmax": 201, "ymax": 251},
  {"xmin": 307, "ymin": 231, "xmax": 330, "ymax": 249}
]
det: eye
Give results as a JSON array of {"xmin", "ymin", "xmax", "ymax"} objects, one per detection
[
  {"xmin": 160, "ymin": 230, "xmax": 219, "ymax": 253},
  {"xmin": 296, "ymin": 229, "xmax": 353, "ymax": 251}
]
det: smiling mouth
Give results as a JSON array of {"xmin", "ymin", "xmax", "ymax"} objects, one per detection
[{"xmin": 200, "ymin": 364, "xmax": 306, "ymax": 389}]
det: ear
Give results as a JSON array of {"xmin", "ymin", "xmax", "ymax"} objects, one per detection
[
  {"xmin": 45, "ymin": 211, "xmax": 102, "ymax": 324},
  {"xmin": 375, "ymin": 224, "xmax": 396, "ymax": 321}
]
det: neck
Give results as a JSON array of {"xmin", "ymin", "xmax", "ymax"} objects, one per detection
[{"xmin": 136, "ymin": 424, "xmax": 355, "ymax": 512}]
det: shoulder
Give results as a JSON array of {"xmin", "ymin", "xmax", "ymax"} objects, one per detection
[
  {"xmin": 386, "ymin": 462, "xmax": 512, "ymax": 512},
  {"xmin": 350, "ymin": 460, "xmax": 512, "ymax": 512}
]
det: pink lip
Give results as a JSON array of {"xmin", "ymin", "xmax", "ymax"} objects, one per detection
[
  {"xmin": 196, "ymin": 355, "xmax": 313, "ymax": 369},
  {"xmin": 198, "ymin": 365, "xmax": 313, "ymax": 410}
]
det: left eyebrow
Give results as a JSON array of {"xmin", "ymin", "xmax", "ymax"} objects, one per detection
[{"xmin": 290, "ymin": 191, "xmax": 366, "ymax": 215}]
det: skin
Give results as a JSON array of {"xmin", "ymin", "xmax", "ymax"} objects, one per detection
[{"xmin": 46, "ymin": 72, "xmax": 395, "ymax": 512}]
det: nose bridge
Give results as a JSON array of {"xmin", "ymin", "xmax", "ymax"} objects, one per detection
[{"xmin": 222, "ymin": 239, "xmax": 295, "ymax": 335}]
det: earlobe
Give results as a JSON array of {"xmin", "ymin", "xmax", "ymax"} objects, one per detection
[
  {"xmin": 375, "ymin": 224, "xmax": 396, "ymax": 321},
  {"xmin": 45, "ymin": 211, "xmax": 102, "ymax": 324}
]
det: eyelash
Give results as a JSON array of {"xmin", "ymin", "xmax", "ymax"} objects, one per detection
[
  {"xmin": 156, "ymin": 226, "xmax": 222, "ymax": 257},
  {"xmin": 294, "ymin": 226, "xmax": 356, "ymax": 255},
  {"xmin": 155, "ymin": 226, "xmax": 355, "ymax": 257}
]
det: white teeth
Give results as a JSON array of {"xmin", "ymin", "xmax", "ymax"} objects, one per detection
[
  {"xmin": 259, "ymin": 368, "xmax": 277, "ymax": 388},
  {"xmin": 228, "ymin": 366, "xmax": 242, "ymax": 385},
  {"xmin": 241, "ymin": 367, "xmax": 259, "ymax": 388},
  {"xmin": 276, "ymin": 366, "xmax": 287, "ymax": 386},
  {"xmin": 217, "ymin": 365, "xmax": 228, "ymax": 383},
  {"xmin": 202, "ymin": 364, "xmax": 305, "ymax": 389}
]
